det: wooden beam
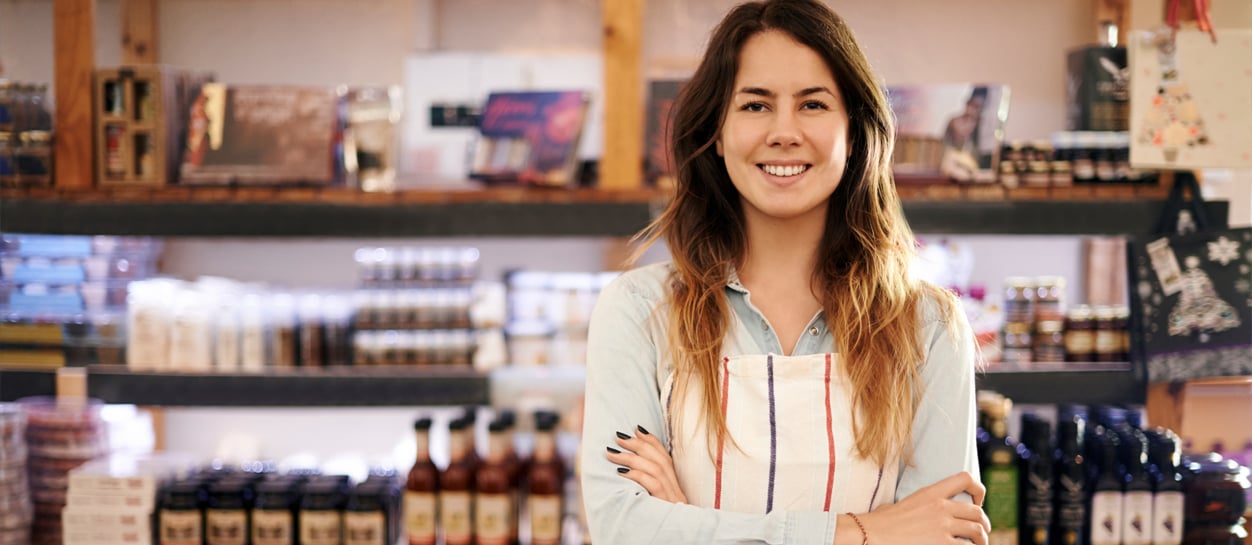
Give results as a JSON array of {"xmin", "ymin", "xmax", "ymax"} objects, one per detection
[
  {"xmin": 1146, "ymin": 381, "xmax": 1186, "ymax": 434},
  {"xmin": 53, "ymin": 0, "xmax": 97, "ymax": 190},
  {"xmin": 121, "ymin": 0, "xmax": 158, "ymax": 65},
  {"xmin": 601, "ymin": 0, "xmax": 644, "ymax": 190},
  {"xmin": 1095, "ymin": 0, "xmax": 1129, "ymax": 45}
]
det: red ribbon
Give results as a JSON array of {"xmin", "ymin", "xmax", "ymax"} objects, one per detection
[{"xmin": 1167, "ymin": 0, "xmax": 1218, "ymax": 43}]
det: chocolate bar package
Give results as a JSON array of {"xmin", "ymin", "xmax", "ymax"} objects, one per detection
[
  {"xmin": 180, "ymin": 84, "xmax": 340, "ymax": 185},
  {"xmin": 469, "ymin": 90, "xmax": 589, "ymax": 187}
]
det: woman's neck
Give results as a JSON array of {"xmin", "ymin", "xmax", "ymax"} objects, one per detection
[{"xmin": 738, "ymin": 208, "xmax": 825, "ymax": 291}]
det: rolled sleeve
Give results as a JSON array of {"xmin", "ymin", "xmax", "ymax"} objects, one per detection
[{"xmin": 894, "ymin": 302, "xmax": 981, "ymax": 505}]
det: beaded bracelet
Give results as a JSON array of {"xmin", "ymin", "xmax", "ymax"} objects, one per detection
[{"xmin": 846, "ymin": 513, "xmax": 869, "ymax": 545}]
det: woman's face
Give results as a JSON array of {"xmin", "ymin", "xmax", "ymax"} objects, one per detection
[{"xmin": 716, "ymin": 29, "xmax": 850, "ymax": 227}]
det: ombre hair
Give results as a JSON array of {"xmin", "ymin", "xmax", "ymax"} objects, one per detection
[{"xmin": 637, "ymin": 0, "xmax": 958, "ymax": 466}]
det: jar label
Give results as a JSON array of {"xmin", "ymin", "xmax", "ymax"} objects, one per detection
[
  {"xmin": 1151, "ymin": 491, "xmax": 1184, "ymax": 545},
  {"xmin": 529, "ymin": 495, "xmax": 562, "ymax": 545},
  {"xmin": 299, "ymin": 510, "xmax": 342, "ymax": 545},
  {"xmin": 205, "ymin": 509, "xmax": 248, "ymax": 545},
  {"xmin": 440, "ymin": 491, "xmax": 473, "ymax": 545},
  {"xmin": 1064, "ymin": 331, "xmax": 1094, "ymax": 355},
  {"xmin": 160, "ymin": 510, "xmax": 202, "ymax": 545},
  {"xmin": 1120, "ymin": 491, "xmax": 1152, "ymax": 545},
  {"xmin": 344, "ymin": 511, "xmax": 386, "ymax": 545},
  {"xmin": 1090, "ymin": 491, "xmax": 1123, "ymax": 545},
  {"xmin": 404, "ymin": 491, "xmax": 437, "ymax": 545},
  {"xmin": 252, "ymin": 510, "xmax": 293, "ymax": 545},
  {"xmin": 474, "ymin": 493, "xmax": 511, "ymax": 545}
]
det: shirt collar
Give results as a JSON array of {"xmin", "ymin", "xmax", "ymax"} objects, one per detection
[{"xmin": 726, "ymin": 267, "xmax": 748, "ymax": 294}]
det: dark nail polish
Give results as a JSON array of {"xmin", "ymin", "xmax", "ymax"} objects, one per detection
[
  {"xmin": 617, "ymin": 467, "xmax": 630, "ymax": 474},
  {"xmin": 637, "ymin": 425, "xmax": 650, "ymax": 435},
  {"xmin": 606, "ymin": 447, "xmax": 621, "ymax": 454},
  {"xmin": 616, "ymin": 431, "xmax": 631, "ymax": 440}
]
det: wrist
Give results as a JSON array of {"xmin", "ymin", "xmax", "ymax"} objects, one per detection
[{"xmin": 835, "ymin": 513, "xmax": 869, "ymax": 545}]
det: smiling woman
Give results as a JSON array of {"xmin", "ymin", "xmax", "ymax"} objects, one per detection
[{"xmin": 580, "ymin": 0, "xmax": 989, "ymax": 544}]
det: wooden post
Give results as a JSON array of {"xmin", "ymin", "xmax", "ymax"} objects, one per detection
[
  {"xmin": 601, "ymin": 0, "xmax": 644, "ymax": 190},
  {"xmin": 121, "ymin": 0, "xmax": 158, "ymax": 65},
  {"xmin": 53, "ymin": 0, "xmax": 97, "ymax": 190},
  {"xmin": 1146, "ymin": 381, "xmax": 1186, "ymax": 434},
  {"xmin": 1095, "ymin": 0, "xmax": 1130, "ymax": 45}
]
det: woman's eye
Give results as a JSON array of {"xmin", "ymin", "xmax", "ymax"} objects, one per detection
[
  {"xmin": 801, "ymin": 100, "xmax": 830, "ymax": 111},
  {"xmin": 740, "ymin": 102, "xmax": 768, "ymax": 112}
]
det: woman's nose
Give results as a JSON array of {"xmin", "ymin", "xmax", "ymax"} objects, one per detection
[{"xmin": 766, "ymin": 111, "xmax": 802, "ymax": 147}]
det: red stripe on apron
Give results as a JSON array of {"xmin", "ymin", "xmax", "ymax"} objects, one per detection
[
  {"xmin": 714, "ymin": 356, "xmax": 731, "ymax": 510},
  {"xmin": 824, "ymin": 353, "xmax": 836, "ymax": 511}
]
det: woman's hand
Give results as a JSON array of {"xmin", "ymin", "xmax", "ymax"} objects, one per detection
[
  {"xmin": 605, "ymin": 425, "xmax": 688, "ymax": 504},
  {"xmin": 856, "ymin": 471, "xmax": 989, "ymax": 545}
]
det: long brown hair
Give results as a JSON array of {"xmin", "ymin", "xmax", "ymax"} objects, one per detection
[{"xmin": 637, "ymin": 0, "xmax": 957, "ymax": 466}]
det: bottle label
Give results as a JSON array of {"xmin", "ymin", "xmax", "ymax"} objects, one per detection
[
  {"xmin": 984, "ymin": 466, "xmax": 1019, "ymax": 529},
  {"xmin": 160, "ymin": 510, "xmax": 202, "ymax": 545},
  {"xmin": 300, "ymin": 510, "xmax": 343, "ymax": 545},
  {"xmin": 252, "ymin": 510, "xmax": 294, "ymax": 545},
  {"xmin": 440, "ymin": 491, "xmax": 473, "ymax": 545},
  {"xmin": 1122, "ymin": 490, "xmax": 1152, "ymax": 545},
  {"xmin": 404, "ymin": 491, "xmax": 437, "ymax": 545},
  {"xmin": 1064, "ymin": 331, "xmax": 1094, "ymax": 355},
  {"xmin": 241, "ymin": 324, "xmax": 266, "ymax": 369},
  {"xmin": 474, "ymin": 493, "xmax": 511, "ymax": 545},
  {"xmin": 529, "ymin": 495, "xmax": 562, "ymax": 545},
  {"xmin": 1090, "ymin": 491, "xmax": 1124, "ymax": 545},
  {"xmin": 344, "ymin": 511, "xmax": 387, "ymax": 545},
  {"xmin": 1152, "ymin": 491, "xmax": 1184, "ymax": 545},
  {"xmin": 205, "ymin": 509, "xmax": 248, "ymax": 545}
]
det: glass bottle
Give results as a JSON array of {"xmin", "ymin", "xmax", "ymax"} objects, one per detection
[
  {"xmin": 1053, "ymin": 416, "xmax": 1087, "ymax": 545},
  {"xmin": 1018, "ymin": 413, "xmax": 1053, "ymax": 545},
  {"xmin": 1147, "ymin": 429, "xmax": 1184, "ymax": 545},
  {"xmin": 159, "ymin": 480, "xmax": 206, "ymax": 545},
  {"xmin": 405, "ymin": 417, "xmax": 439, "ymax": 545},
  {"xmin": 527, "ymin": 411, "xmax": 565, "ymax": 545},
  {"xmin": 1119, "ymin": 428, "xmax": 1153, "ymax": 545},
  {"xmin": 1088, "ymin": 427, "xmax": 1124, "ymax": 545},
  {"xmin": 440, "ymin": 417, "xmax": 476, "ymax": 545},
  {"xmin": 981, "ymin": 397, "xmax": 1020, "ymax": 545},
  {"xmin": 476, "ymin": 419, "xmax": 514, "ymax": 545}
]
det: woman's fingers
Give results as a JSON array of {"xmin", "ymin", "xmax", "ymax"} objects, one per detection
[
  {"xmin": 947, "ymin": 518, "xmax": 988, "ymax": 545},
  {"xmin": 605, "ymin": 427, "xmax": 687, "ymax": 504},
  {"xmin": 949, "ymin": 500, "xmax": 991, "ymax": 532},
  {"xmin": 925, "ymin": 471, "xmax": 985, "ymax": 506}
]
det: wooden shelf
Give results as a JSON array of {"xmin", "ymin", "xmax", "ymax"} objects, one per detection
[
  {"xmin": 0, "ymin": 363, "xmax": 1139, "ymax": 407},
  {"xmin": 0, "ymin": 366, "xmax": 489, "ymax": 407},
  {"xmin": 0, "ymin": 184, "xmax": 1226, "ymax": 238}
]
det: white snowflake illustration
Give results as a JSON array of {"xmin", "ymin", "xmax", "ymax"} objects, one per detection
[
  {"xmin": 1208, "ymin": 236, "xmax": 1241, "ymax": 266},
  {"xmin": 1237, "ymin": 278, "xmax": 1251, "ymax": 294}
]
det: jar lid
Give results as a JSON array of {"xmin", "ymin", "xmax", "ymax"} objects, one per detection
[
  {"xmin": 1066, "ymin": 305, "xmax": 1093, "ymax": 320},
  {"xmin": 1004, "ymin": 322, "xmax": 1032, "ymax": 334},
  {"xmin": 1184, "ymin": 453, "xmax": 1244, "ymax": 477},
  {"xmin": 1034, "ymin": 275, "xmax": 1066, "ymax": 289},
  {"xmin": 1004, "ymin": 276, "xmax": 1034, "ymax": 288},
  {"xmin": 1037, "ymin": 320, "xmax": 1064, "ymax": 333}
]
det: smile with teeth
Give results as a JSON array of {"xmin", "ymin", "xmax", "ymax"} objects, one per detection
[{"xmin": 760, "ymin": 164, "xmax": 810, "ymax": 177}]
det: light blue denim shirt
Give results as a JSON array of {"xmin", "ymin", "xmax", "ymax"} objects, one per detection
[{"xmin": 580, "ymin": 262, "xmax": 980, "ymax": 545}]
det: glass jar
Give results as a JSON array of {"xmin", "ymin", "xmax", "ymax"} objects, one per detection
[
  {"xmin": 1182, "ymin": 454, "xmax": 1249, "ymax": 528},
  {"xmin": 1093, "ymin": 306, "xmax": 1121, "ymax": 362},
  {"xmin": 1033, "ymin": 276, "xmax": 1066, "ymax": 323},
  {"xmin": 1003, "ymin": 277, "xmax": 1035, "ymax": 325},
  {"xmin": 1002, "ymin": 322, "xmax": 1033, "ymax": 365},
  {"xmin": 15, "ymin": 130, "xmax": 52, "ymax": 186},
  {"xmin": 1032, "ymin": 320, "xmax": 1065, "ymax": 363},
  {"xmin": 1063, "ymin": 305, "xmax": 1096, "ymax": 362},
  {"xmin": 1113, "ymin": 305, "xmax": 1131, "ymax": 362}
]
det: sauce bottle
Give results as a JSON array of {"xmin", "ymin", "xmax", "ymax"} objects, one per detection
[
  {"xmin": 528, "ymin": 411, "xmax": 564, "ymax": 545},
  {"xmin": 405, "ymin": 417, "xmax": 439, "ymax": 545},
  {"xmin": 159, "ymin": 480, "xmax": 206, "ymax": 545},
  {"xmin": 475, "ymin": 418, "xmax": 514, "ymax": 545},
  {"xmin": 441, "ymin": 417, "xmax": 476, "ymax": 545}
]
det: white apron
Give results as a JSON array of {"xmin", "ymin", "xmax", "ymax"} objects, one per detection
[{"xmin": 663, "ymin": 353, "xmax": 898, "ymax": 514}]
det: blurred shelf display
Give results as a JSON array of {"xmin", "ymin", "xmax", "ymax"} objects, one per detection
[{"xmin": 0, "ymin": 186, "xmax": 1229, "ymax": 237}]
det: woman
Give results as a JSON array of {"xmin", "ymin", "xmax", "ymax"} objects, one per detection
[{"xmin": 581, "ymin": 1, "xmax": 988, "ymax": 544}]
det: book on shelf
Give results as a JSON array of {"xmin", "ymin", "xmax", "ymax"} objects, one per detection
[
  {"xmin": 469, "ymin": 90, "xmax": 590, "ymax": 188},
  {"xmin": 644, "ymin": 79, "xmax": 685, "ymax": 190}
]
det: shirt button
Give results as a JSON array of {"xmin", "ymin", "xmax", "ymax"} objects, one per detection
[
  {"xmin": 761, "ymin": 321, "xmax": 769, "ymax": 330},
  {"xmin": 809, "ymin": 326, "xmax": 820, "ymax": 336}
]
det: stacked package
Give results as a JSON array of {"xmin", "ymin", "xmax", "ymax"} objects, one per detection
[
  {"xmin": 0, "ymin": 404, "xmax": 31, "ymax": 545},
  {"xmin": 20, "ymin": 397, "xmax": 109, "ymax": 545}
]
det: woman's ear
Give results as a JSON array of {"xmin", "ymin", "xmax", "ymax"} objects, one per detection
[{"xmin": 716, "ymin": 137, "xmax": 724, "ymax": 157}]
